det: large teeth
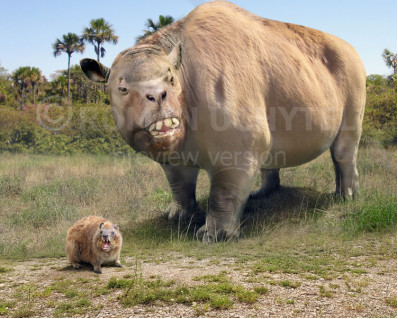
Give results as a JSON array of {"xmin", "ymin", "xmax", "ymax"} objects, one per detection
[
  {"xmin": 155, "ymin": 121, "xmax": 163, "ymax": 131},
  {"xmin": 164, "ymin": 118, "xmax": 172, "ymax": 128},
  {"xmin": 148, "ymin": 118, "xmax": 180, "ymax": 133}
]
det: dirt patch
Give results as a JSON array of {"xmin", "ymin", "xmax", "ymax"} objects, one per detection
[{"xmin": 0, "ymin": 254, "xmax": 396, "ymax": 318}]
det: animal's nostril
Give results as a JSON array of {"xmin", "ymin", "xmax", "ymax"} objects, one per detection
[
  {"xmin": 146, "ymin": 94, "xmax": 156, "ymax": 102},
  {"xmin": 161, "ymin": 91, "xmax": 167, "ymax": 100}
]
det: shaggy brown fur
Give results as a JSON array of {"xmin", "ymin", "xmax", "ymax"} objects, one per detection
[{"xmin": 66, "ymin": 216, "xmax": 122, "ymax": 274}]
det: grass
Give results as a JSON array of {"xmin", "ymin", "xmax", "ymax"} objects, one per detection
[
  {"xmin": 108, "ymin": 274, "xmax": 258, "ymax": 309},
  {"xmin": 0, "ymin": 144, "xmax": 396, "ymax": 317},
  {"xmin": 0, "ymin": 145, "xmax": 396, "ymax": 261}
]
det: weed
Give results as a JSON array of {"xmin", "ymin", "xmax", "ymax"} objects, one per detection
[
  {"xmin": 235, "ymin": 289, "xmax": 258, "ymax": 303},
  {"xmin": 277, "ymin": 280, "xmax": 301, "ymax": 288},
  {"xmin": 0, "ymin": 301, "xmax": 15, "ymax": 315},
  {"xmin": 209, "ymin": 295, "xmax": 233, "ymax": 309},
  {"xmin": 319, "ymin": 285, "xmax": 334, "ymax": 298},
  {"xmin": 253, "ymin": 286, "xmax": 269, "ymax": 294},
  {"xmin": 11, "ymin": 303, "xmax": 36, "ymax": 318},
  {"xmin": 0, "ymin": 266, "xmax": 12, "ymax": 273},
  {"xmin": 385, "ymin": 296, "xmax": 397, "ymax": 308}
]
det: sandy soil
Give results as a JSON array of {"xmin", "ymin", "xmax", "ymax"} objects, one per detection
[{"xmin": 0, "ymin": 253, "xmax": 396, "ymax": 318}]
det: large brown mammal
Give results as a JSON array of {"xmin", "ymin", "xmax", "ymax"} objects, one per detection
[
  {"xmin": 80, "ymin": 1, "xmax": 366, "ymax": 242},
  {"xmin": 66, "ymin": 216, "xmax": 122, "ymax": 273}
]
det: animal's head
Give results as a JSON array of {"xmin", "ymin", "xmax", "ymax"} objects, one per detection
[
  {"xmin": 80, "ymin": 44, "xmax": 184, "ymax": 160},
  {"xmin": 96, "ymin": 221, "xmax": 121, "ymax": 252}
]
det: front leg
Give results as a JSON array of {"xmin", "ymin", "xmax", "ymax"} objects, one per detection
[
  {"xmin": 162, "ymin": 165, "xmax": 200, "ymax": 221},
  {"xmin": 92, "ymin": 259, "xmax": 102, "ymax": 274},
  {"xmin": 197, "ymin": 164, "xmax": 257, "ymax": 242}
]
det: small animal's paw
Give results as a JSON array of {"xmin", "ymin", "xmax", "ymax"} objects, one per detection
[
  {"xmin": 94, "ymin": 269, "xmax": 102, "ymax": 274},
  {"xmin": 72, "ymin": 263, "xmax": 81, "ymax": 270},
  {"xmin": 115, "ymin": 262, "xmax": 123, "ymax": 268}
]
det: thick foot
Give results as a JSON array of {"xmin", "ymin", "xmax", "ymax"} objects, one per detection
[
  {"xmin": 115, "ymin": 262, "xmax": 122, "ymax": 268},
  {"xmin": 164, "ymin": 201, "xmax": 200, "ymax": 222},
  {"xmin": 196, "ymin": 224, "xmax": 240, "ymax": 243},
  {"xmin": 93, "ymin": 268, "xmax": 102, "ymax": 274},
  {"xmin": 334, "ymin": 188, "xmax": 359, "ymax": 201}
]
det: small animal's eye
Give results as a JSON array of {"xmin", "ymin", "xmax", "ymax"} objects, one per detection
[
  {"xmin": 100, "ymin": 230, "xmax": 103, "ymax": 235},
  {"xmin": 170, "ymin": 76, "xmax": 174, "ymax": 85},
  {"xmin": 146, "ymin": 94, "xmax": 156, "ymax": 102},
  {"xmin": 118, "ymin": 87, "xmax": 128, "ymax": 94},
  {"xmin": 111, "ymin": 231, "xmax": 115, "ymax": 236}
]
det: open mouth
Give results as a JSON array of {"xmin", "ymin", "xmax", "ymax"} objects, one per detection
[
  {"xmin": 146, "ymin": 117, "xmax": 180, "ymax": 138},
  {"xmin": 102, "ymin": 238, "xmax": 111, "ymax": 251}
]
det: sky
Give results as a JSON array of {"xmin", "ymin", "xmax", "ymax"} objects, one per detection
[{"xmin": 0, "ymin": 0, "xmax": 396, "ymax": 79}]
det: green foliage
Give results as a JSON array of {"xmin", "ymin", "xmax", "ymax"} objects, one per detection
[
  {"xmin": 0, "ymin": 103, "xmax": 132, "ymax": 155},
  {"xmin": 362, "ymin": 74, "xmax": 397, "ymax": 146},
  {"xmin": 342, "ymin": 194, "xmax": 397, "ymax": 233}
]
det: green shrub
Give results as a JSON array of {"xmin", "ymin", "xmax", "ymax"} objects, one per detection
[
  {"xmin": 362, "ymin": 76, "xmax": 397, "ymax": 147},
  {"xmin": 0, "ymin": 103, "xmax": 133, "ymax": 155}
]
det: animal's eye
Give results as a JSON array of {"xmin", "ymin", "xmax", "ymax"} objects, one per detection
[
  {"xmin": 146, "ymin": 94, "xmax": 156, "ymax": 102},
  {"xmin": 170, "ymin": 76, "xmax": 174, "ymax": 85},
  {"xmin": 118, "ymin": 87, "xmax": 128, "ymax": 94},
  {"xmin": 100, "ymin": 230, "xmax": 103, "ymax": 235},
  {"xmin": 111, "ymin": 231, "xmax": 115, "ymax": 236}
]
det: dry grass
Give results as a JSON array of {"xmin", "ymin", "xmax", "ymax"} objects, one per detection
[{"xmin": 0, "ymin": 145, "xmax": 396, "ymax": 260}]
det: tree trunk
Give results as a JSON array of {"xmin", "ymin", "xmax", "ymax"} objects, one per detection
[
  {"xmin": 96, "ymin": 42, "xmax": 100, "ymax": 62},
  {"xmin": 67, "ymin": 54, "xmax": 71, "ymax": 101},
  {"xmin": 32, "ymin": 83, "xmax": 36, "ymax": 104}
]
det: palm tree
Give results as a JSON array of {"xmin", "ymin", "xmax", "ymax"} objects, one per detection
[
  {"xmin": 382, "ymin": 49, "xmax": 397, "ymax": 75},
  {"xmin": 27, "ymin": 67, "xmax": 42, "ymax": 104},
  {"xmin": 82, "ymin": 18, "xmax": 118, "ymax": 62},
  {"xmin": 53, "ymin": 33, "xmax": 85, "ymax": 101},
  {"xmin": 137, "ymin": 15, "xmax": 175, "ymax": 42},
  {"xmin": 12, "ymin": 66, "xmax": 31, "ymax": 106}
]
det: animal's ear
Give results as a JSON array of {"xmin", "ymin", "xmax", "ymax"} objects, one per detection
[
  {"xmin": 114, "ymin": 224, "xmax": 119, "ymax": 230},
  {"xmin": 80, "ymin": 58, "xmax": 110, "ymax": 83},
  {"xmin": 168, "ymin": 42, "xmax": 181, "ymax": 70},
  {"xmin": 99, "ymin": 222, "xmax": 104, "ymax": 229}
]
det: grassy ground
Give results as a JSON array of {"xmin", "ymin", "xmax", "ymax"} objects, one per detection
[{"xmin": 0, "ymin": 144, "xmax": 396, "ymax": 317}]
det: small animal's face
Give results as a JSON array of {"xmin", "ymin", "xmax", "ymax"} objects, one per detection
[
  {"xmin": 97, "ymin": 222, "xmax": 120, "ymax": 252},
  {"xmin": 80, "ymin": 44, "xmax": 185, "ymax": 160}
]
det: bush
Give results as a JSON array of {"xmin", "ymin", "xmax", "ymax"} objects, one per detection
[
  {"xmin": 0, "ymin": 103, "xmax": 133, "ymax": 155},
  {"xmin": 361, "ymin": 75, "xmax": 397, "ymax": 147}
]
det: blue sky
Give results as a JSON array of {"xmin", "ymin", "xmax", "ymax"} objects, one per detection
[{"xmin": 0, "ymin": 0, "xmax": 396, "ymax": 79}]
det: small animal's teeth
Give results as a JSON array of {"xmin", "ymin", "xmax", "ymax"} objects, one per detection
[
  {"xmin": 149, "ymin": 123, "xmax": 156, "ymax": 132},
  {"xmin": 150, "ymin": 131, "xmax": 159, "ymax": 136},
  {"xmin": 164, "ymin": 118, "xmax": 172, "ymax": 128},
  {"xmin": 155, "ymin": 121, "xmax": 163, "ymax": 131},
  {"xmin": 172, "ymin": 118, "xmax": 179, "ymax": 125},
  {"xmin": 171, "ymin": 123, "xmax": 178, "ymax": 128}
]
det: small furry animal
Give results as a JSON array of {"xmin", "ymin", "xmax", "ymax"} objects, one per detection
[{"xmin": 66, "ymin": 216, "xmax": 122, "ymax": 274}]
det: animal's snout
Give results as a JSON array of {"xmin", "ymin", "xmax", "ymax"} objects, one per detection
[
  {"xmin": 102, "ymin": 234, "xmax": 109, "ymax": 242},
  {"xmin": 146, "ymin": 90, "xmax": 167, "ymax": 105}
]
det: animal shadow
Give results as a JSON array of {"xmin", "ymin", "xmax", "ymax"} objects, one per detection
[{"xmin": 242, "ymin": 186, "xmax": 335, "ymax": 234}]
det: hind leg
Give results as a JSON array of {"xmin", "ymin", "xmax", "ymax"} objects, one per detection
[
  {"xmin": 66, "ymin": 240, "xmax": 81, "ymax": 269},
  {"xmin": 330, "ymin": 130, "xmax": 361, "ymax": 200},
  {"xmin": 250, "ymin": 169, "xmax": 280, "ymax": 199}
]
